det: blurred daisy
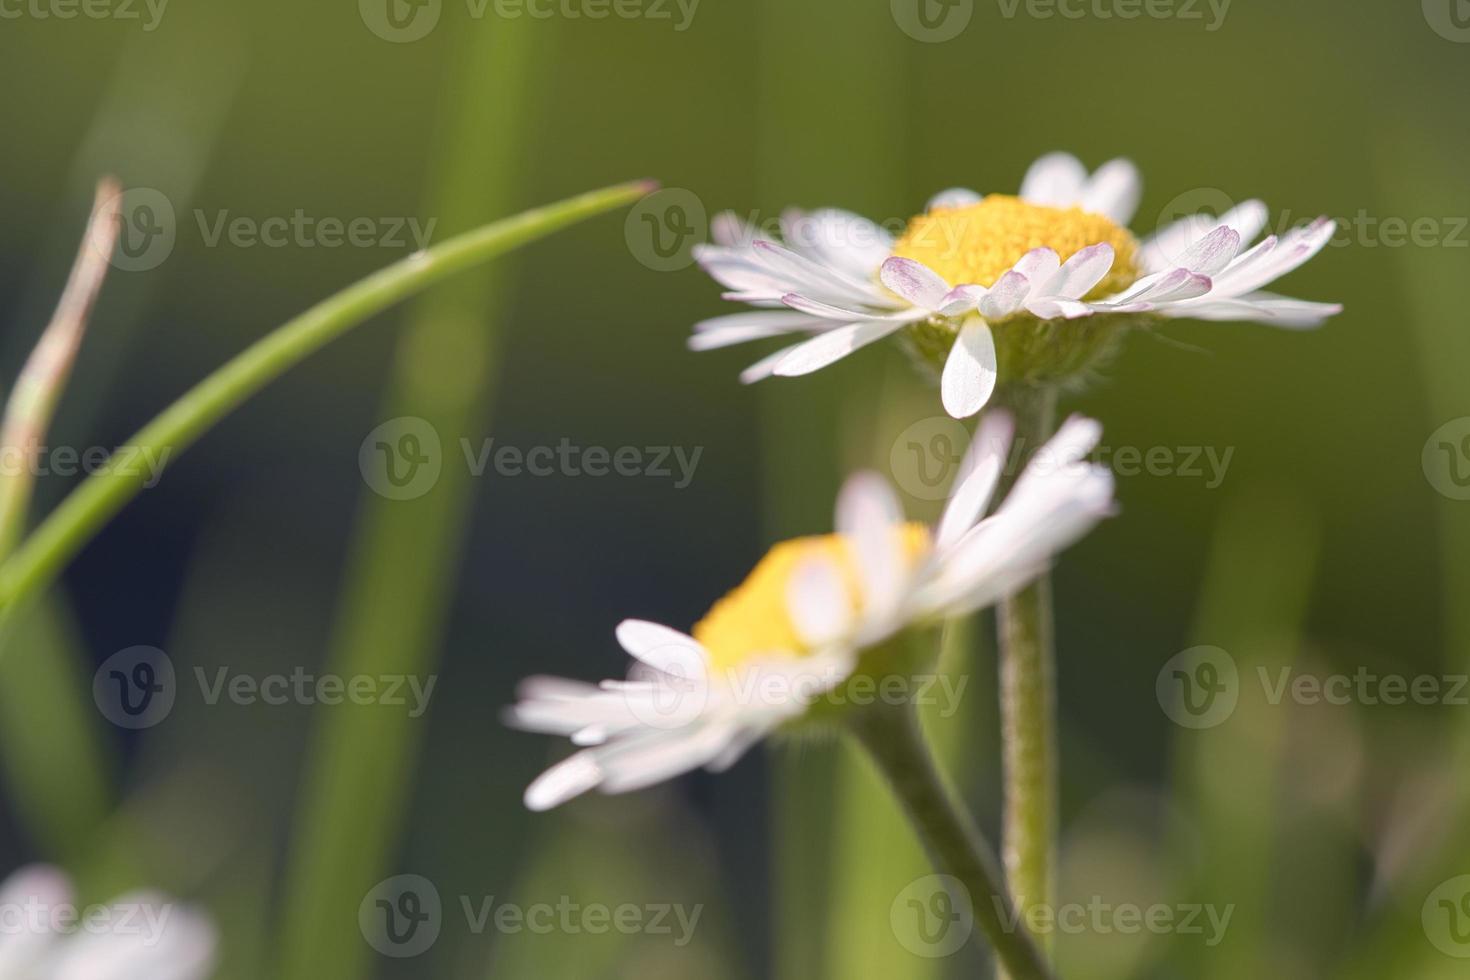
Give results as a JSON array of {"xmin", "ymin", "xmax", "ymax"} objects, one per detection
[
  {"xmin": 506, "ymin": 412, "xmax": 1114, "ymax": 810},
  {"xmin": 692, "ymin": 152, "xmax": 1342, "ymax": 418},
  {"xmin": 0, "ymin": 865, "xmax": 216, "ymax": 980}
]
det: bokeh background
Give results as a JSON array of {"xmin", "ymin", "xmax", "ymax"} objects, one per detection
[{"xmin": 0, "ymin": 0, "xmax": 1467, "ymax": 977}]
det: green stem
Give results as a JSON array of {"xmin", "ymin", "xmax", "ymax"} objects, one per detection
[
  {"xmin": 0, "ymin": 180, "xmax": 653, "ymax": 617},
  {"xmin": 849, "ymin": 702, "xmax": 1055, "ymax": 980},
  {"xmin": 993, "ymin": 383, "xmax": 1060, "ymax": 973},
  {"xmin": 275, "ymin": 19, "xmax": 549, "ymax": 979}
]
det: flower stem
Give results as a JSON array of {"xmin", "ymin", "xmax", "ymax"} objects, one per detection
[
  {"xmin": 993, "ymin": 382, "xmax": 1060, "ymax": 974},
  {"xmin": 0, "ymin": 179, "xmax": 120, "ymax": 558},
  {"xmin": 849, "ymin": 702, "xmax": 1056, "ymax": 980},
  {"xmin": 0, "ymin": 179, "xmax": 653, "ymax": 617}
]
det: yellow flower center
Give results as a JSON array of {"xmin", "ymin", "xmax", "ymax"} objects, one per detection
[
  {"xmin": 693, "ymin": 526, "xmax": 931, "ymax": 672},
  {"xmin": 890, "ymin": 194, "xmax": 1141, "ymax": 299}
]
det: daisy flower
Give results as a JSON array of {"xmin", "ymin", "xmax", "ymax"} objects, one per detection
[
  {"xmin": 0, "ymin": 865, "xmax": 216, "ymax": 980},
  {"xmin": 506, "ymin": 412, "xmax": 1115, "ymax": 810},
  {"xmin": 691, "ymin": 151, "xmax": 1342, "ymax": 418}
]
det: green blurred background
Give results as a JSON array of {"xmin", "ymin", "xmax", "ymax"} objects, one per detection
[{"xmin": 0, "ymin": 0, "xmax": 1467, "ymax": 977}]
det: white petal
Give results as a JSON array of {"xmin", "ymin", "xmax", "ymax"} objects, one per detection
[
  {"xmin": 1175, "ymin": 225, "xmax": 1241, "ymax": 277},
  {"xmin": 596, "ymin": 723, "xmax": 743, "ymax": 794},
  {"xmin": 1140, "ymin": 199, "xmax": 1268, "ymax": 272},
  {"xmin": 693, "ymin": 310, "xmax": 817, "ymax": 334},
  {"xmin": 1007, "ymin": 414, "xmax": 1103, "ymax": 503},
  {"xmin": 881, "ymin": 257, "xmax": 952, "ymax": 310},
  {"xmin": 836, "ymin": 472, "xmax": 907, "ymax": 618},
  {"xmin": 615, "ymin": 620, "xmax": 709, "ymax": 677},
  {"xmin": 927, "ymin": 188, "xmax": 983, "ymax": 211},
  {"xmin": 782, "ymin": 208, "xmax": 894, "ymax": 279},
  {"xmin": 921, "ymin": 430, "xmax": 1115, "ymax": 618},
  {"xmin": 525, "ymin": 751, "xmax": 605, "ymax": 810},
  {"xmin": 1207, "ymin": 218, "xmax": 1335, "ymax": 297},
  {"xmin": 772, "ymin": 320, "xmax": 909, "ymax": 377},
  {"xmin": 940, "ymin": 319, "xmax": 998, "ymax": 419},
  {"xmin": 937, "ymin": 284, "xmax": 986, "ymax": 316},
  {"xmin": 782, "ymin": 292, "xmax": 918, "ymax": 322},
  {"xmin": 1101, "ymin": 267, "xmax": 1212, "ymax": 308},
  {"xmin": 711, "ymin": 211, "xmax": 760, "ymax": 247},
  {"xmin": 47, "ymin": 896, "xmax": 217, "ymax": 980},
  {"xmin": 1079, "ymin": 158, "xmax": 1142, "ymax": 224},
  {"xmin": 0, "ymin": 867, "xmax": 70, "ymax": 974},
  {"xmin": 740, "ymin": 344, "xmax": 801, "ymax": 384},
  {"xmin": 1011, "ymin": 247, "xmax": 1061, "ymax": 287},
  {"xmin": 689, "ymin": 313, "xmax": 819, "ymax": 351},
  {"xmin": 1020, "ymin": 152, "xmax": 1088, "ymax": 207},
  {"xmin": 935, "ymin": 408, "xmax": 1015, "ymax": 551},
  {"xmin": 1035, "ymin": 243, "xmax": 1115, "ymax": 300},
  {"xmin": 786, "ymin": 555, "xmax": 853, "ymax": 647},
  {"xmin": 977, "ymin": 270, "xmax": 1031, "ymax": 319},
  {"xmin": 752, "ymin": 241, "xmax": 895, "ymax": 308},
  {"xmin": 1025, "ymin": 297, "xmax": 1094, "ymax": 320},
  {"xmin": 1159, "ymin": 292, "xmax": 1342, "ymax": 328}
]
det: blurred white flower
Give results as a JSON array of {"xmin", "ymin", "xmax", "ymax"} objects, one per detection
[
  {"xmin": 0, "ymin": 866, "xmax": 215, "ymax": 980},
  {"xmin": 507, "ymin": 412, "xmax": 1115, "ymax": 810}
]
